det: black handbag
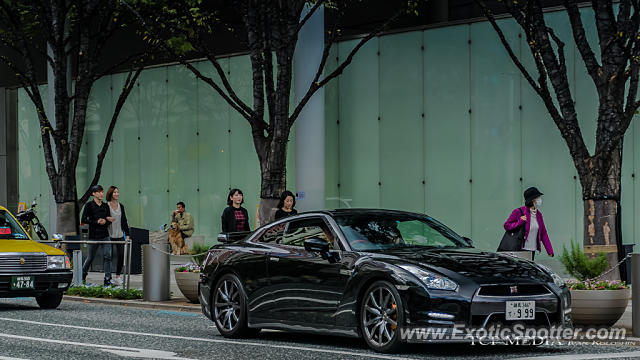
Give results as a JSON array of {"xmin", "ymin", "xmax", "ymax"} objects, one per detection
[{"xmin": 497, "ymin": 208, "xmax": 525, "ymax": 252}]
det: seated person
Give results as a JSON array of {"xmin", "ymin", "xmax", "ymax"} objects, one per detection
[{"xmin": 171, "ymin": 201, "xmax": 194, "ymax": 239}]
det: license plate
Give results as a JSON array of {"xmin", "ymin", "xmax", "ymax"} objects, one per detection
[
  {"xmin": 505, "ymin": 300, "xmax": 535, "ymax": 320},
  {"xmin": 11, "ymin": 276, "xmax": 34, "ymax": 290}
]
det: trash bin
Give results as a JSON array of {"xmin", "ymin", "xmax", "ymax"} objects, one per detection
[
  {"xmin": 624, "ymin": 244, "xmax": 635, "ymax": 284},
  {"xmin": 142, "ymin": 244, "xmax": 170, "ymax": 301},
  {"xmin": 130, "ymin": 227, "xmax": 149, "ymax": 274}
]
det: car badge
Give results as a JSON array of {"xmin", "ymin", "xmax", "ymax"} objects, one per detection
[
  {"xmin": 19, "ymin": 257, "xmax": 25, "ymax": 265},
  {"xmin": 510, "ymin": 286, "xmax": 518, "ymax": 295}
]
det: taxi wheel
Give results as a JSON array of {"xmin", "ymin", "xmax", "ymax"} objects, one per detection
[{"xmin": 36, "ymin": 292, "xmax": 63, "ymax": 309}]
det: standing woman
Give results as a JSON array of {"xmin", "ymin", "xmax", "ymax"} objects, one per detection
[
  {"xmin": 274, "ymin": 190, "xmax": 297, "ymax": 220},
  {"xmin": 503, "ymin": 187, "xmax": 554, "ymax": 260},
  {"xmin": 221, "ymin": 188, "xmax": 251, "ymax": 232},
  {"xmin": 106, "ymin": 186, "xmax": 130, "ymax": 285}
]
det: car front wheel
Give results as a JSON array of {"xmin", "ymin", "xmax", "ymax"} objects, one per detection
[
  {"xmin": 212, "ymin": 273, "xmax": 259, "ymax": 338},
  {"xmin": 360, "ymin": 280, "xmax": 404, "ymax": 353},
  {"xmin": 35, "ymin": 292, "xmax": 63, "ymax": 309}
]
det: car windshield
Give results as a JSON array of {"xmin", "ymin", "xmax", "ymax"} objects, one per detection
[
  {"xmin": 0, "ymin": 210, "xmax": 29, "ymax": 240},
  {"xmin": 335, "ymin": 213, "xmax": 471, "ymax": 251}
]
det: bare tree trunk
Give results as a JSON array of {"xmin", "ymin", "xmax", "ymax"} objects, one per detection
[
  {"xmin": 579, "ymin": 141, "xmax": 622, "ymax": 279},
  {"xmin": 51, "ymin": 170, "xmax": 79, "ymax": 236},
  {"xmin": 255, "ymin": 128, "xmax": 289, "ymax": 226}
]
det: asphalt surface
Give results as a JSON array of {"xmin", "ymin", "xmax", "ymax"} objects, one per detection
[{"xmin": 1, "ymin": 297, "xmax": 640, "ymax": 360}]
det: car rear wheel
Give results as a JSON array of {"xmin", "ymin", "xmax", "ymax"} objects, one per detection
[
  {"xmin": 212, "ymin": 273, "xmax": 259, "ymax": 338},
  {"xmin": 35, "ymin": 292, "xmax": 63, "ymax": 309},
  {"xmin": 360, "ymin": 280, "xmax": 404, "ymax": 352}
]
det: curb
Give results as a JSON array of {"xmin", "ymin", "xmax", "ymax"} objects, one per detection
[{"xmin": 63, "ymin": 295, "xmax": 202, "ymax": 313}]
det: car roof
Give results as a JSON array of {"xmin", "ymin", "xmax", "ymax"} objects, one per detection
[{"xmin": 297, "ymin": 208, "xmax": 428, "ymax": 218}]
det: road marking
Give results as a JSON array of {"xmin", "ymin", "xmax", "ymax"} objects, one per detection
[
  {"xmin": 0, "ymin": 333, "xmax": 192, "ymax": 360},
  {"xmin": 513, "ymin": 351, "xmax": 640, "ymax": 360},
  {"xmin": 0, "ymin": 317, "xmax": 411, "ymax": 360},
  {"xmin": 0, "ymin": 356, "xmax": 29, "ymax": 360}
]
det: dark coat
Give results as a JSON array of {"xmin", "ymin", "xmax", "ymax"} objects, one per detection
[{"xmin": 221, "ymin": 206, "xmax": 250, "ymax": 233}]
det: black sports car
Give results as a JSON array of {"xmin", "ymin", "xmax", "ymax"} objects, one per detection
[{"xmin": 198, "ymin": 209, "xmax": 571, "ymax": 352}]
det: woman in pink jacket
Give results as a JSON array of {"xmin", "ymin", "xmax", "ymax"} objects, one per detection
[{"xmin": 503, "ymin": 187, "xmax": 554, "ymax": 260}]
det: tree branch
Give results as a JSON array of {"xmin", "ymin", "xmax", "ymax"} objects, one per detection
[
  {"xmin": 564, "ymin": 0, "xmax": 602, "ymax": 86},
  {"xmin": 289, "ymin": 3, "xmax": 403, "ymax": 125},
  {"xmin": 79, "ymin": 66, "xmax": 143, "ymax": 206}
]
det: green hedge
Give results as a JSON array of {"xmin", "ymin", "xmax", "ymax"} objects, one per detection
[{"xmin": 67, "ymin": 285, "xmax": 143, "ymax": 300}]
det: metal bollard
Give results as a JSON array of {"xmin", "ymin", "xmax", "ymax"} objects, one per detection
[
  {"xmin": 633, "ymin": 253, "xmax": 640, "ymax": 337},
  {"xmin": 142, "ymin": 244, "xmax": 170, "ymax": 301},
  {"xmin": 72, "ymin": 250, "xmax": 83, "ymax": 286}
]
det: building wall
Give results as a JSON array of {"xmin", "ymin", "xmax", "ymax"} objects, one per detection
[
  {"xmin": 323, "ymin": 11, "xmax": 639, "ymax": 270},
  {"xmin": 17, "ymin": 9, "xmax": 639, "ymax": 271},
  {"xmin": 18, "ymin": 58, "xmax": 296, "ymax": 245}
]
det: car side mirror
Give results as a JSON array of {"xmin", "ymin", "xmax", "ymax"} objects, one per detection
[
  {"xmin": 463, "ymin": 236, "xmax": 473, "ymax": 247},
  {"xmin": 304, "ymin": 238, "xmax": 329, "ymax": 253},
  {"xmin": 218, "ymin": 231, "xmax": 253, "ymax": 243}
]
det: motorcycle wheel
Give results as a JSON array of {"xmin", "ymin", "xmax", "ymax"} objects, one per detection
[{"xmin": 34, "ymin": 222, "xmax": 48, "ymax": 240}]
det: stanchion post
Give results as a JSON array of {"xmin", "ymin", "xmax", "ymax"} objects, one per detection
[
  {"xmin": 72, "ymin": 250, "xmax": 83, "ymax": 286},
  {"xmin": 121, "ymin": 239, "xmax": 129, "ymax": 289},
  {"xmin": 126, "ymin": 238, "xmax": 132, "ymax": 291},
  {"xmin": 632, "ymin": 253, "xmax": 640, "ymax": 337}
]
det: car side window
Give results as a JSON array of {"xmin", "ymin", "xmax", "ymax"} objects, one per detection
[
  {"xmin": 256, "ymin": 223, "xmax": 286, "ymax": 243},
  {"xmin": 282, "ymin": 218, "xmax": 335, "ymax": 249}
]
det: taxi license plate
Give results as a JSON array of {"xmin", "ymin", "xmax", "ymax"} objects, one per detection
[
  {"xmin": 11, "ymin": 276, "xmax": 34, "ymax": 290},
  {"xmin": 505, "ymin": 301, "xmax": 535, "ymax": 320}
]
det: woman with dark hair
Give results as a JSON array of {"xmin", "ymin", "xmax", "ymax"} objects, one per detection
[
  {"xmin": 503, "ymin": 186, "xmax": 554, "ymax": 260},
  {"xmin": 221, "ymin": 188, "xmax": 251, "ymax": 232},
  {"xmin": 274, "ymin": 190, "xmax": 297, "ymax": 220},
  {"xmin": 106, "ymin": 185, "xmax": 130, "ymax": 286}
]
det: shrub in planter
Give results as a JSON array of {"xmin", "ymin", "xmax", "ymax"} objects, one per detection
[
  {"xmin": 560, "ymin": 241, "xmax": 629, "ymax": 326},
  {"xmin": 174, "ymin": 244, "xmax": 209, "ymax": 303}
]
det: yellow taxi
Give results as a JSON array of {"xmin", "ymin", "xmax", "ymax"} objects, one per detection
[{"xmin": 0, "ymin": 205, "xmax": 72, "ymax": 309}]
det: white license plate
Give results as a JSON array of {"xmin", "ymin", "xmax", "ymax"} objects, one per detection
[{"xmin": 505, "ymin": 301, "xmax": 535, "ymax": 320}]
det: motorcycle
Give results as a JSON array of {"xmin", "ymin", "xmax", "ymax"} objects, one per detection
[{"xmin": 16, "ymin": 199, "xmax": 49, "ymax": 240}]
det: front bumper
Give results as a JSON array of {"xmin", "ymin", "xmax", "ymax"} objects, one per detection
[
  {"xmin": 0, "ymin": 271, "xmax": 72, "ymax": 297},
  {"xmin": 402, "ymin": 283, "xmax": 572, "ymax": 342}
]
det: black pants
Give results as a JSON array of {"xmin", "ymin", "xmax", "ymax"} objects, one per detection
[{"xmin": 111, "ymin": 237, "xmax": 125, "ymax": 276}]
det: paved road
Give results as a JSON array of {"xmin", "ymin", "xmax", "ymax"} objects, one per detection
[{"xmin": 0, "ymin": 298, "xmax": 639, "ymax": 360}]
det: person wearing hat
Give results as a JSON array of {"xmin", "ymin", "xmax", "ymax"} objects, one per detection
[
  {"xmin": 81, "ymin": 184, "xmax": 115, "ymax": 286},
  {"xmin": 503, "ymin": 187, "xmax": 554, "ymax": 260}
]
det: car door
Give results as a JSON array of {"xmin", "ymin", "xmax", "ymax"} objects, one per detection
[{"xmin": 266, "ymin": 216, "xmax": 351, "ymax": 326}]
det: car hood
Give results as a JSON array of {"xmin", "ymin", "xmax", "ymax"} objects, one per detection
[
  {"xmin": 0, "ymin": 240, "xmax": 65, "ymax": 255},
  {"xmin": 367, "ymin": 247, "xmax": 551, "ymax": 284}
]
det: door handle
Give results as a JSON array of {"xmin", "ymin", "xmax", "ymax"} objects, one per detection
[{"xmin": 269, "ymin": 257, "xmax": 279, "ymax": 262}]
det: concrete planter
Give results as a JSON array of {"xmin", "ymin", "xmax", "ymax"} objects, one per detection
[
  {"xmin": 570, "ymin": 288, "xmax": 630, "ymax": 326},
  {"xmin": 174, "ymin": 271, "xmax": 200, "ymax": 303}
]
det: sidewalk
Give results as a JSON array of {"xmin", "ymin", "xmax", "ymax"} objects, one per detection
[{"xmin": 66, "ymin": 255, "xmax": 201, "ymax": 313}]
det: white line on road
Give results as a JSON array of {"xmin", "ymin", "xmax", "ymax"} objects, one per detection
[
  {"xmin": 0, "ymin": 317, "xmax": 412, "ymax": 360},
  {"xmin": 0, "ymin": 357, "xmax": 29, "ymax": 360},
  {"xmin": 513, "ymin": 351, "xmax": 640, "ymax": 360},
  {"xmin": 0, "ymin": 333, "xmax": 192, "ymax": 360}
]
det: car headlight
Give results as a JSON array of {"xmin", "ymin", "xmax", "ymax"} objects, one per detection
[
  {"xmin": 47, "ymin": 255, "xmax": 70, "ymax": 270},
  {"xmin": 537, "ymin": 264, "xmax": 565, "ymax": 287},
  {"xmin": 398, "ymin": 264, "xmax": 458, "ymax": 291}
]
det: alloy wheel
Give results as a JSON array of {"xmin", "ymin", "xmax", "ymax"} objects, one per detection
[
  {"xmin": 362, "ymin": 285, "xmax": 398, "ymax": 347},
  {"xmin": 214, "ymin": 279, "xmax": 241, "ymax": 331}
]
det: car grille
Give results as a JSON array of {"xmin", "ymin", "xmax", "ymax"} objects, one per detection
[
  {"xmin": 0, "ymin": 253, "xmax": 47, "ymax": 273},
  {"xmin": 472, "ymin": 312, "xmax": 552, "ymax": 327},
  {"xmin": 477, "ymin": 284, "xmax": 550, "ymax": 297}
]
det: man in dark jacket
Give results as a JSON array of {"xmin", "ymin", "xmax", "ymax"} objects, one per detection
[{"xmin": 81, "ymin": 185, "xmax": 114, "ymax": 286}]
